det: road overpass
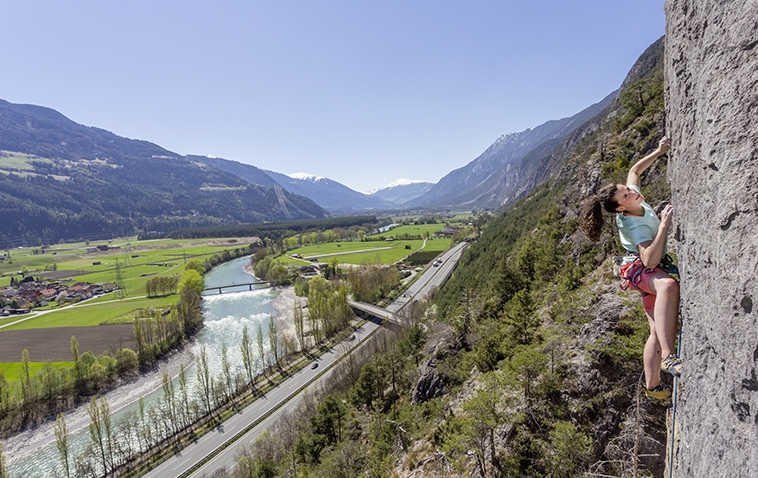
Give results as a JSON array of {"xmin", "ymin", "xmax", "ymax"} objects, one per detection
[{"xmin": 348, "ymin": 300, "xmax": 400, "ymax": 324}]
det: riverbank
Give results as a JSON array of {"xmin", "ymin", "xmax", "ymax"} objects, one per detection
[
  {"xmin": 243, "ymin": 260, "xmax": 301, "ymax": 340},
  {"xmin": 2, "ymin": 344, "xmax": 197, "ymax": 463},
  {"xmin": 271, "ymin": 286, "xmax": 304, "ymax": 340}
]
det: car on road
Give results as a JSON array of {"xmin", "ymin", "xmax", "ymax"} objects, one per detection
[{"xmin": 311, "ymin": 362, "xmax": 319, "ymax": 369}]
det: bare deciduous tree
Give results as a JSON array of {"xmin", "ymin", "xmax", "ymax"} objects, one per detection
[{"xmin": 55, "ymin": 412, "xmax": 71, "ymax": 478}]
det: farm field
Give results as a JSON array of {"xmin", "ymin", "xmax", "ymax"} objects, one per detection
[
  {"xmin": 287, "ymin": 241, "xmax": 393, "ymax": 258},
  {"xmin": 0, "ymin": 324, "xmax": 137, "ymax": 362},
  {"xmin": 276, "ymin": 236, "xmax": 453, "ymax": 266},
  {"xmin": 368, "ymin": 223, "xmax": 445, "ymax": 238},
  {"xmin": 0, "ymin": 314, "xmax": 32, "ymax": 328},
  {"xmin": 1, "ymin": 295, "xmax": 175, "ymax": 331},
  {"xmin": 0, "ymin": 361, "xmax": 75, "ymax": 382}
]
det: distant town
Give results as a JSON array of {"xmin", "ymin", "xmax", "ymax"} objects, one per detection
[{"xmin": 1, "ymin": 277, "xmax": 116, "ymax": 316}]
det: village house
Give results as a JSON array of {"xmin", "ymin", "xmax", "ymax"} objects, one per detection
[
  {"xmin": 1, "ymin": 278, "xmax": 116, "ymax": 310},
  {"xmin": 39, "ymin": 287, "xmax": 59, "ymax": 300},
  {"xmin": 434, "ymin": 225, "xmax": 461, "ymax": 238},
  {"xmin": 299, "ymin": 265, "xmax": 321, "ymax": 277}
]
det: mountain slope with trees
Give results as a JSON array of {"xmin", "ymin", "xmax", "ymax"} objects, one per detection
[{"xmin": 0, "ymin": 101, "xmax": 328, "ymax": 247}]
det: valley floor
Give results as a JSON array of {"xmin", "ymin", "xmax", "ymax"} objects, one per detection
[{"xmin": 2, "ymin": 282, "xmax": 302, "ymax": 467}]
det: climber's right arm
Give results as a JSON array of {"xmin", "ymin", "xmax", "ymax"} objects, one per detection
[{"xmin": 627, "ymin": 137, "xmax": 671, "ymax": 188}]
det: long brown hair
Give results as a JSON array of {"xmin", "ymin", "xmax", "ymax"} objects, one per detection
[{"xmin": 580, "ymin": 183, "xmax": 620, "ymax": 241}]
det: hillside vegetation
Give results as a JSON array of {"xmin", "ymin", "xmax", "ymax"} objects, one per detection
[
  {"xmin": 220, "ymin": 38, "xmax": 674, "ymax": 478},
  {"xmin": 0, "ymin": 100, "xmax": 327, "ymax": 248}
]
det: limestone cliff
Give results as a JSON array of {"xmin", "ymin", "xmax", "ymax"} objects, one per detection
[{"xmin": 665, "ymin": 0, "xmax": 758, "ymax": 475}]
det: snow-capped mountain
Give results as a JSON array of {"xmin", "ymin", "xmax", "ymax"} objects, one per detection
[
  {"xmin": 264, "ymin": 170, "xmax": 394, "ymax": 213},
  {"xmin": 368, "ymin": 179, "xmax": 435, "ymax": 206},
  {"xmin": 287, "ymin": 172, "xmax": 327, "ymax": 182}
]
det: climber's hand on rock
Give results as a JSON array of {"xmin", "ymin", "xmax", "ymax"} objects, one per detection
[
  {"xmin": 657, "ymin": 136, "xmax": 671, "ymax": 155},
  {"xmin": 659, "ymin": 204, "xmax": 674, "ymax": 231}
]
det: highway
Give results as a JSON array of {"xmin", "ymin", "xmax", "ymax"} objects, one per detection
[
  {"xmin": 143, "ymin": 240, "xmax": 468, "ymax": 477},
  {"xmin": 389, "ymin": 240, "xmax": 468, "ymax": 312}
]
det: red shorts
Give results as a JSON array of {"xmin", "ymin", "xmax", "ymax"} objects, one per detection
[{"xmin": 619, "ymin": 260, "xmax": 663, "ymax": 312}]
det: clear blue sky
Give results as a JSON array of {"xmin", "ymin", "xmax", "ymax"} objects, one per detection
[{"xmin": 1, "ymin": 1, "xmax": 665, "ymax": 192}]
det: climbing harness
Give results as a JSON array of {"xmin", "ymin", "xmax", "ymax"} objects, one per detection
[{"xmin": 616, "ymin": 253, "xmax": 679, "ymax": 291}]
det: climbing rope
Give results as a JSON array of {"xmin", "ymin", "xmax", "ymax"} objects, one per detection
[{"xmin": 667, "ymin": 313, "xmax": 683, "ymax": 478}]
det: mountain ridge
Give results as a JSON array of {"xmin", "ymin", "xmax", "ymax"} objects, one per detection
[
  {"xmin": 405, "ymin": 89, "xmax": 617, "ymax": 210},
  {"xmin": 263, "ymin": 169, "xmax": 394, "ymax": 213},
  {"xmin": 368, "ymin": 179, "xmax": 434, "ymax": 206},
  {"xmin": 0, "ymin": 101, "xmax": 328, "ymax": 246}
]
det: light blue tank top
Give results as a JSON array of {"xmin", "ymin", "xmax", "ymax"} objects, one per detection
[{"xmin": 615, "ymin": 185, "xmax": 667, "ymax": 257}]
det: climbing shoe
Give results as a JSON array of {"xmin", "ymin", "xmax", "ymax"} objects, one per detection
[
  {"xmin": 645, "ymin": 385, "xmax": 672, "ymax": 404},
  {"xmin": 661, "ymin": 353, "xmax": 682, "ymax": 377}
]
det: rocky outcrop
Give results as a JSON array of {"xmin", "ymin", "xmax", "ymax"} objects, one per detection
[
  {"xmin": 411, "ymin": 333, "xmax": 456, "ymax": 404},
  {"xmin": 665, "ymin": 1, "xmax": 758, "ymax": 476},
  {"xmin": 411, "ymin": 357, "xmax": 448, "ymax": 404}
]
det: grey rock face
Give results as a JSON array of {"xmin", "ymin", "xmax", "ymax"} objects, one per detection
[
  {"xmin": 411, "ymin": 357, "xmax": 447, "ymax": 404},
  {"xmin": 411, "ymin": 336, "xmax": 455, "ymax": 404},
  {"xmin": 665, "ymin": 0, "xmax": 758, "ymax": 475}
]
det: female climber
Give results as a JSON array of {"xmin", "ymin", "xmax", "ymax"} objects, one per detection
[{"xmin": 581, "ymin": 136, "xmax": 682, "ymax": 402}]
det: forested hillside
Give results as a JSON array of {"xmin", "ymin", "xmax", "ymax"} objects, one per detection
[
  {"xmin": 0, "ymin": 101, "xmax": 328, "ymax": 247},
  {"xmin": 220, "ymin": 37, "xmax": 673, "ymax": 477}
]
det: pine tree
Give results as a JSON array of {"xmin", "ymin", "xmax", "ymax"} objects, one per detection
[{"xmin": 505, "ymin": 289, "xmax": 539, "ymax": 345}]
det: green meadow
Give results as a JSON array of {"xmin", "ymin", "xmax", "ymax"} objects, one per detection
[
  {"xmin": 0, "ymin": 361, "xmax": 75, "ymax": 382},
  {"xmin": 0, "ymin": 151, "xmax": 52, "ymax": 171},
  {"xmin": 368, "ymin": 223, "xmax": 445, "ymax": 238},
  {"xmin": 2, "ymin": 295, "xmax": 176, "ymax": 331},
  {"xmin": 272, "ymin": 218, "xmax": 467, "ymax": 267},
  {"xmin": 276, "ymin": 235, "xmax": 452, "ymax": 266},
  {"xmin": 0, "ymin": 314, "xmax": 31, "ymax": 328}
]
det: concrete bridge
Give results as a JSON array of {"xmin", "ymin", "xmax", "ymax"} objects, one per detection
[
  {"xmin": 348, "ymin": 300, "xmax": 401, "ymax": 325},
  {"xmin": 203, "ymin": 281, "xmax": 271, "ymax": 295}
]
